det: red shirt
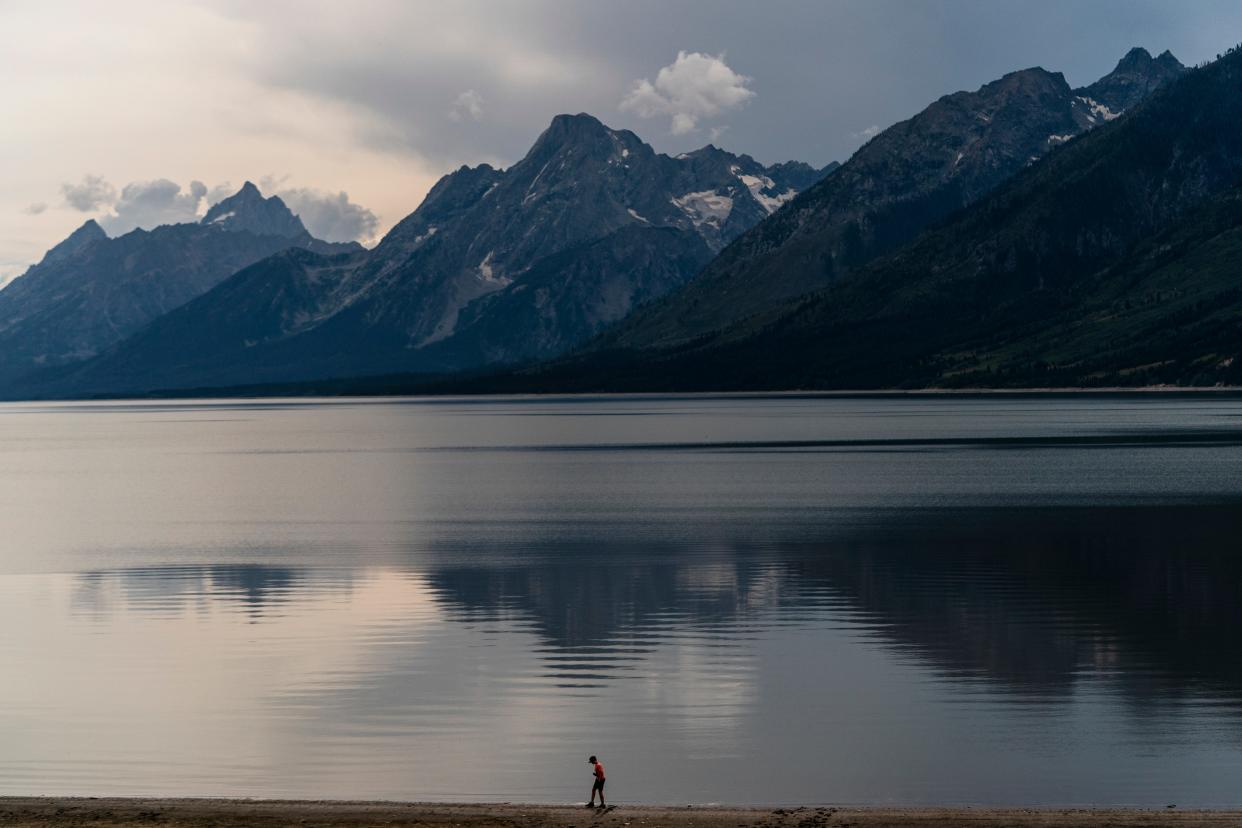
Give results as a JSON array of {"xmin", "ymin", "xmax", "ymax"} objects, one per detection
[{"xmin": 593, "ymin": 762, "xmax": 606, "ymax": 781}]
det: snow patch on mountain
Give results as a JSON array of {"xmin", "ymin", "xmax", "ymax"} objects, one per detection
[
  {"xmin": 737, "ymin": 173, "xmax": 797, "ymax": 214},
  {"xmin": 1076, "ymin": 96, "xmax": 1120, "ymax": 123},
  {"xmin": 477, "ymin": 250, "xmax": 509, "ymax": 285},
  {"xmin": 671, "ymin": 191, "xmax": 733, "ymax": 227},
  {"xmin": 523, "ymin": 159, "xmax": 556, "ymax": 204}
]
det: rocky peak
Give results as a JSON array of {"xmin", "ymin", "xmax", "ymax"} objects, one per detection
[
  {"xmin": 1117, "ymin": 46, "xmax": 1156, "ymax": 70},
  {"xmin": 1155, "ymin": 49, "xmax": 1183, "ymax": 70},
  {"xmin": 201, "ymin": 182, "xmax": 307, "ymax": 238},
  {"xmin": 768, "ymin": 160, "xmax": 839, "ymax": 190},
  {"xmin": 678, "ymin": 144, "xmax": 732, "ymax": 162},
  {"xmin": 1077, "ymin": 47, "xmax": 1186, "ymax": 114},
  {"xmin": 897, "ymin": 67, "xmax": 1071, "ymax": 144},
  {"xmin": 38, "ymin": 219, "xmax": 107, "ymax": 266},
  {"xmin": 996, "ymin": 66, "xmax": 1071, "ymax": 92},
  {"xmin": 855, "ymin": 66, "xmax": 1076, "ymax": 183},
  {"xmin": 417, "ymin": 165, "xmax": 503, "ymax": 220},
  {"xmin": 374, "ymin": 163, "xmax": 504, "ymax": 256},
  {"xmin": 525, "ymin": 113, "xmax": 621, "ymax": 159},
  {"xmin": 523, "ymin": 114, "xmax": 653, "ymax": 174},
  {"xmin": 971, "ymin": 68, "xmax": 1073, "ymax": 115}
]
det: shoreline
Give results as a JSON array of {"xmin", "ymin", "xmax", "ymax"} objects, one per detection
[
  {"xmin": 15, "ymin": 385, "xmax": 1242, "ymax": 406},
  {"xmin": 2, "ymin": 798, "xmax": 1241, "ymax": 828}
]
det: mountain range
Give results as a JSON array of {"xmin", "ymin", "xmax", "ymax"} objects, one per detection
[
  {"xmin": 11, "ymin": 43, "xmax": 1238, "ymax": 398},
  {"xmin": 598, "ymin": 47, "xmax": 1186, "ymax": 350},
  {"xmin": 22, "ymin": 116, "xmax": 832, "ymax": 395},
  {"xmin": 505, "ymin": 45, "xmax": 1242, "ymax": 391}
]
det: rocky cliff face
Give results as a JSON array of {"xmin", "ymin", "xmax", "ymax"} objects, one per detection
[{"xmin": 420, "ymin": 224, "xmax": 714, "ymax": 369}]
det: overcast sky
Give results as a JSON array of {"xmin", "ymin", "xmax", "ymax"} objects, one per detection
[{"xmin": 3, "ymin": 0, "xmax": 1241, "ymax": 283}]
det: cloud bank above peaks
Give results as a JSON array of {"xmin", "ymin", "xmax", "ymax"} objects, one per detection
[
  {"xmin": 61, "ymin": 175, "xmax": 210, "ymax": 235},
  {"xmin": 61, "ymin": 175, "xmax": 118, "ymax": 212},
  {"xmin": 105, "ymin": 179, "xmax": 208, "ymax": 235},
  {"xmin": 54, "ymin": 174, "xmax": 380, "ymax": 244},
  {"xmin": 620, "ymin": 51, "xmax": 754, "ymax": 135}
]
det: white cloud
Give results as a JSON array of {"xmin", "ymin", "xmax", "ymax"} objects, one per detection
[
  {"xmin": 852, "ymin": 124, "xmax": 882, "ymax": 142},
  {"xmin": 22, "ymin": 203, "xmax": 47, "ymax": 215},
  {"xmin": 62, "ymin": 176, "xmax": 214, "ymax": 234},
  {"xmin": 61, "ymin": 175, "xmax": 117, "ymax": 212},
  {"xmin": 449, "ymin": 89, "xmax": 484, "ymax": 122},
  {"xmin": 271, "ymin": 187, "xmax": 380, "ymax": 245},
  {"xmin": 206, "ymin": 182, "xmax": 238, "ymax": 206},
  {"xmin": 99, "ymin": 179, "xmax": 208, "ymax": 235},
  {"xmin": 620, "ymin": 51, "xmax": 754, "ymax": 135}
]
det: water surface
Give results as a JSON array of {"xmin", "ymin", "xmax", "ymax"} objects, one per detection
[{"xmin": 2, "ymin": 395, "xmax": 1242, "ymax": 805}]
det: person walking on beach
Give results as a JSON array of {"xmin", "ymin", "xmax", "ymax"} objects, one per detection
[{"xmin": 588, "ymin": 755, "xmax": 606, "ymax": 808}]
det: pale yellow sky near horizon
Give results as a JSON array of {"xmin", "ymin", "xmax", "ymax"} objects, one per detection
[{"xmin": 0, "ymin": 1, "xmax": 512, "ymax": 281}]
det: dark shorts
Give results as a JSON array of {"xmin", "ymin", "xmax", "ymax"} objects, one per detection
[{"xmin": 593, "ymin": 779, "xmax": 605, "ymax": 791}]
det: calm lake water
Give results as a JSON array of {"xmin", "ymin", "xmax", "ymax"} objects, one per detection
[{"xmin": 3, "ymin": 394, "xmax": 1242, "ymax": 806}]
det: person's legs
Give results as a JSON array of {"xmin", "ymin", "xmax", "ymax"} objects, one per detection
[{"xmin": 597, "ymin": 781, "xmax": 606, "ymax": 807}]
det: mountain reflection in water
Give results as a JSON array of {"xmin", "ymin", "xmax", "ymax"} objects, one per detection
[{"xmin": 27, "ymin": 501, "xmax": 1241, "ymax": 806}]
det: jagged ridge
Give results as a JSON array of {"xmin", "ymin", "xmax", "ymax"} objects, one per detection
[
  {"xmin": 599, "ymin": 47, "xmax": 1185, "ymax": 351},
  {"xmin": 32, "ymin": 115, "xmax": 832, "ymax": 396}
]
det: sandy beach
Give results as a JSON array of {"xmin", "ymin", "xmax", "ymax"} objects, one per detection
[{"xmin": 1, "ymin": 799, "xmax": 1239, "ymax": 828}]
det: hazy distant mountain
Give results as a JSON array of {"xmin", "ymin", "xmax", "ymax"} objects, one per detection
[
  {"xmin": 40, "ymin": 115, "xmax": 832, "ymax": 395},
  {"xmin": 0, "ymin": 184, "xmax": 357, "ymax": 385},
  {"xmin": 598, "ymin": 47, "xmax": 1185, "ymax": 351},
  {"xmin": 509, "ymin": 45, "xmax": 1242, "ymax": 391}
]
